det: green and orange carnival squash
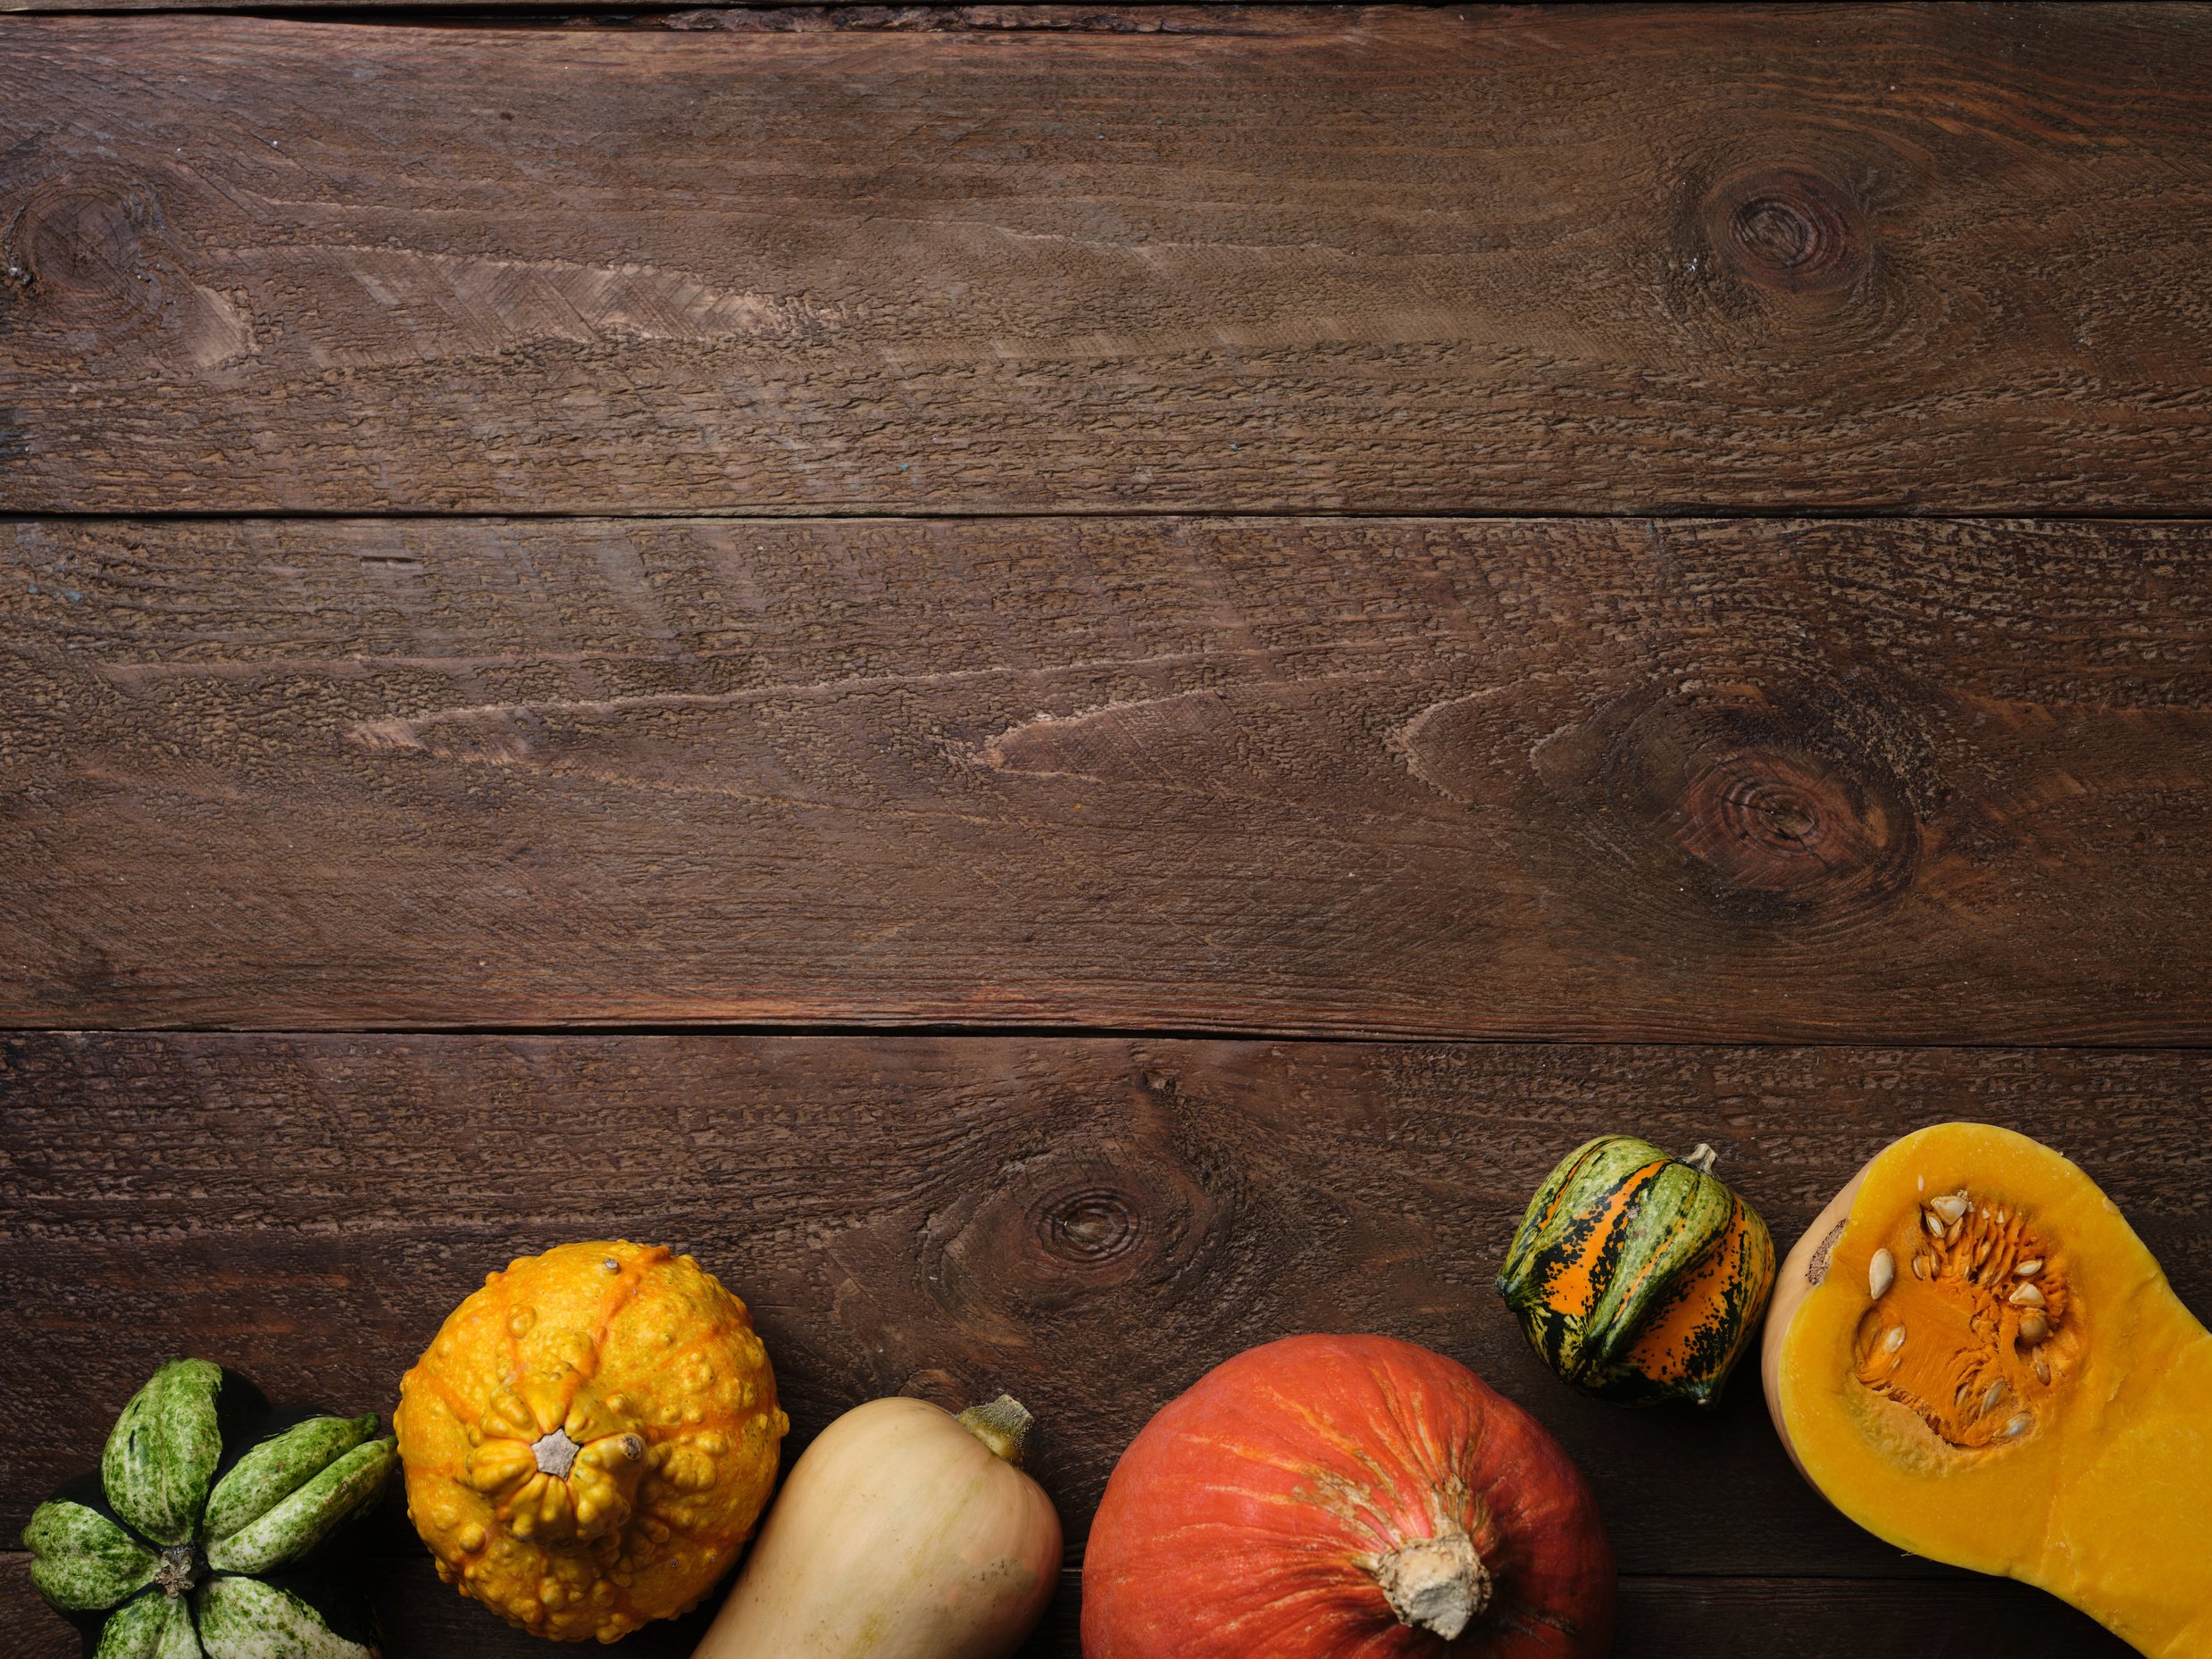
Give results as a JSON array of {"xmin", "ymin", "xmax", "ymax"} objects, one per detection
[
  {"xmin": 1498, "ymin": 1136, "xmax": 1774, "ymax": 1406},
  {"xmin": 395, "ymin": 1240, "xmax": 789, "ymax": 1643}
]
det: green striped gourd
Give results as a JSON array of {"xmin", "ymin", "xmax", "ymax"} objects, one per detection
[
  {"xmin": 24, "ymin": 1358, "xmax": 396, "ymax": 1658},
  {"xmin": 1498, "ymin": 1136, "xmax": 1775, "ymax": 1407}
]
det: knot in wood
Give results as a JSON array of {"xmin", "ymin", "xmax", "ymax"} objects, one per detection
[
  {"xmin": 3, "ymin": 170, "xmax": 168, "ymax": 336},
  {"xmin": 1702, "ymin": 165, "xmax": 1869, "ymax": 296},
  {"xmin": 1036, "ymin": 1188, "xmax": 1141, "ymax": 1267},
  {"xmin": 922, "ymin": 1136, "xmax": 1229, "ymax": 1328},
  {"xmin": 1594, "ymin": 683, "xmax": 1921, "ymax": 924}
]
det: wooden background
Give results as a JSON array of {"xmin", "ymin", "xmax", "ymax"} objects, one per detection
[{"xmin": 4, "ymin": 5, "xmax": 2209, "ymax": 1655}]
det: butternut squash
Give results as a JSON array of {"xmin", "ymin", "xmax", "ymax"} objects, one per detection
[
  {"xmin": 693, "ymin": 1395, "xmax": 1060, "ymax": 1659},
  {"xmin": 1763, "ymin": 1122, "xmax": 2212, "ymax": 1658}
]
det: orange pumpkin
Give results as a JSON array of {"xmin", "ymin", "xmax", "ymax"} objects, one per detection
[
  {"xmin": 395, "ymin": 1240, "xmax": 788, "ymax": 1643},
  {"xmin": 1083, "ymin": 1334, "xmax": 1615, "ymax": 1658}
]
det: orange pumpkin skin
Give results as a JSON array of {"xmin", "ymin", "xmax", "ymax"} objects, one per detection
[
  {"xmin": 1081, "ymin": 1335, "xmax": 1615, "ymax": 1659},
  {"xmin": 395, "ymin": 1240, "xmax": 789, "ymax": 1643}
]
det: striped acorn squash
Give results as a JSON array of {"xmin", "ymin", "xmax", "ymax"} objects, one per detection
[
  {"xmin": 1498, "ymin": 1135, "xmax": 1775, "ymax": 1406},
  {"xmin": 24, "ymin": 1358, "xmax": 396, "ymax": 1659}
]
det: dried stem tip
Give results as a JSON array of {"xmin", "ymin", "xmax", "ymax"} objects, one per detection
[
  {"xmin": 1373, "ymin": 1529, "xmax": 1491, "ymax": 1640},
  {"xmin": 958, "ymin": 1394, "xmax": 1035, "ymax": 1464}
]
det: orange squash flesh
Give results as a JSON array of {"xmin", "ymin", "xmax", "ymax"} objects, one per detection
[{"xmin": 1763, "ymin": 1123, "xmax": 2212, "ymax": 1658}]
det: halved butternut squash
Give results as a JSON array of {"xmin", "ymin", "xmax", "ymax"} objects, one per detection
[{"xmin": 1763, "ymin": 1122, "xmax": 2212, "ymax": 1658}]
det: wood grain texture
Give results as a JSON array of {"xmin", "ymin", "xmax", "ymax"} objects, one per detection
[
  {"xmin": 0, "ymin": 1558, "xmax": 2146, "ymax": 1659},
  {"xmin": 6, "ymin": 1032, "xmax": 2209, "ymax": 1588},
  {"xmin": 3, "ymin": 6, "xmax": 2210, "ymax": 512},
  {"xmin": 0, "ymin": 3, "xmax": 1314, "ymax": 21},
  {"xmin": 6, "ymin": 514, "xmax": 2209, "ymax": 1038}
]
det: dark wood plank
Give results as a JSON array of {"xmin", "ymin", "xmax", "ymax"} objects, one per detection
[
  {"xmin": 0, "ymin": 1557, "xmax": 2143, "ymax": 1659},
  {"xmin": 6, "ymin": 1032, "xmax": 2208, "ymax": 1588},
  {"xmin": 3, "ymin": 6, "xmax": 2209, "ymax": 512},
  {"xmin": 6, "ymin": 515, "xmax": 2210, "ymax": 1039},
  {"xmin": 0, "ymin": 3, "xmax": 1312, "ymax": 20}
]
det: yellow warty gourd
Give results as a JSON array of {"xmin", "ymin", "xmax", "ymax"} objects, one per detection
[{"xmin": 396, "ymin": 1240, "xmax": 789, "ymax": 1643}]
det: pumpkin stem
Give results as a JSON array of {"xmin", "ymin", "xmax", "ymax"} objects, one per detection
[
  {"xmin": 1683, "ymin": 1142, "xmax": 1719, "ymax": 1175},
  {"xmin": 1373, "ymin": 1528, "xmax": 1490, "ymax": 1640},
  {"xmin": 956, "ymin": 1395, "xmax": 1035, "ymax": 1464}
]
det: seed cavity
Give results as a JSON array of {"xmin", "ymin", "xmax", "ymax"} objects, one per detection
[
  {"xmin": 1869, "ymin": 1249, "xmax": 1895, "ymax": 1300},
  {"xmin": 1859, "ymin": 1183, "xmax": 2073, "ymax": 1452}
]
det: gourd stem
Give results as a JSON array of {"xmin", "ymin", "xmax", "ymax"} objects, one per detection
[
  {"xmin": 155, "ymin": 1545, "xmax": 200, "ymax": 1599},
  {"xmin": 957, "ymin": 1395, "xmax": 1035, "ymax": 1464},
  {"xmin": 1373, "ymin": 1529, "xmax": 1490, "ymax": 1640},
  {"xmin": 1683, "ymin": 1142, "xmax": 1719, "ymax": 1175}
]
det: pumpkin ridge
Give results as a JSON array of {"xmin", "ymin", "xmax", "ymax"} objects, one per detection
[
  {"xmin": 637, "ymin": 1510, "xmax": 724, "ymax": 1549},
  {"xmin": 1267, "ymin": 1463, "xmax": 1404, "ymax": 1555},
  {"xmin": 1541, "ymin": 1171, "xmax": 1657, "ymax": 1330},
  {"xmin": 627, "ymin": 1309, "xmax": 755, "ymax": 1387},
  {"xmin": 409, "ymin": 1363, "xmax": 477, "ymax": 1428},
  {"xmin": 582, "ymin": 1251, "xmax": 655, "ymax": 1362},
  {"xmin": 1585, "ymin": 1162, "xmax": 1729, "ymax": 1365},
  {"xmin": 1206, "ymin": 1429, "xmax": 1406, "ymax": 1553},
  {"xmin": 1233, "ymin": 1447, "xmax": 1408, "ymax": 1557},
  {"xmin": 1362, "ymin": 1372, "xmax": 1483, "ymax": 1552},
  {"xmin": 1201, "ymin": 1377, "xmax": 1486, "ymax": 1576},
  {"xmin": 1365, "ymin": 1363, "xmax": 1458, "ymax": 1497},
  {"xmin": 1236, "ymin": 1379, "xmax": 1423, "ymax": 1494},
  {"xmin": 1527, "ymin": 1138, "xmax": 1613, "ymax": 1237},
  {"xmin": 1195, "ymin": 1399, "xmax": 1383, "ymax": 1485}
]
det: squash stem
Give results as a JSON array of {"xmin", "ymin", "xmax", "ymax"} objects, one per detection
[
  {"xmin": 957, "ymin": 1395, "xmax": 1034, "ymax": 1464},
  {"xmin": 1683, "ymin": 1142, "xmax": 1719, "ymax": 1175},
  {"xmin": 1373, "ymin": 1528, "xmax": 1490, "ymax": 1639}
]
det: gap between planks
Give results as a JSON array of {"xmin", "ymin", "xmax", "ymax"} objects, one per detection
[
  {"xmin": 20, "ymin": 1021, "xmax": 2212, "ymax": 1053},
  {"xmin": 12, "ymin": 506, "xmax": 2212, "ymax": 525},
  {"xmin": 0, "ymin": 4, "xmax": 1341, "ymax": 27}
]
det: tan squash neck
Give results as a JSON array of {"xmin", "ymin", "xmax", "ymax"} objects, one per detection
[{"xmin": 1373, "ymin": 1526, "xmax": 1490, "ymax": 1640}]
